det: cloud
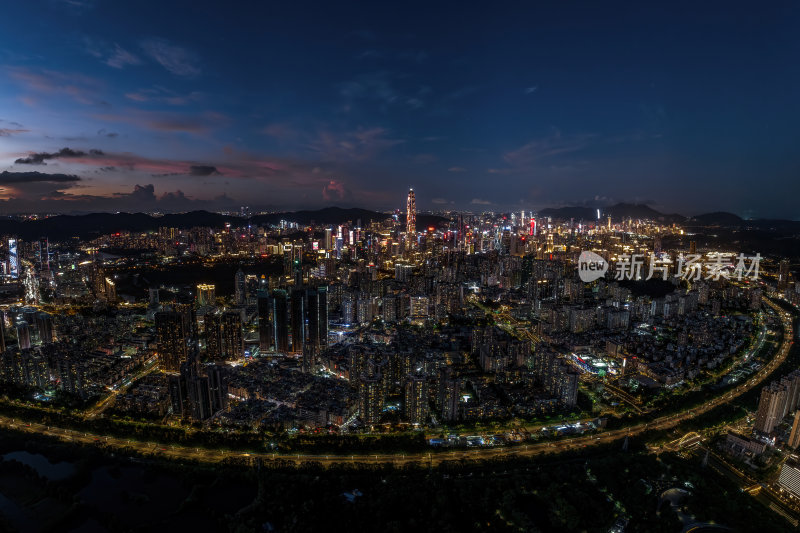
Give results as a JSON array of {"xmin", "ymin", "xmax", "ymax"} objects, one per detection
[
  {"xmin": 0, "ymin": 128, "xmax": 29, "ymax": 137},
  {"xmin": 431, "ymin": 198, "xmax": 451, "ymax": 204},
  {"xmin": 94, "ymin": 110, "xmax": 223, "ymax": 134},
  {"xmin": 7, "ymin": 67, "xmax": 103, "ymax": 105},
  {"xmin": 447, "ymin": 166, "xmax": 466, "ymax": 172},
  {"xmin": 339, "ymin": 71, "xmax": 427, "ymax": 111},
  {"xmin": 0, "ymin": 171, "xmax": 81, "ymax": 184},
  {"xmin": 84, "ymin": 37, "xmax": 141, "ymax": 69},
  {"xmin": 309, "ymin": 127, "xmax": 404, "ymax": 161},
  {"xmin": 106, "ymin": 44, "xmax": 141, "ymax": 68},
  {"xmin": 124, "ymin": 86, "xmax": 202, "ymax": 106},
  {"xmin": 14, "ymin": 147, "xmax": 105, "ymax": 165},
  {"xmin": 524, "ymin": 86, "xmax": 538, "ymax": 94},
  {"xmin": 260, "ymin": 122, "xmax": 299, "ymax": 140},
  {"xmin": 322, "ymin": 180, "xmax": 349, "ymax": 202},
  {"xmin": 488, "ymin": 132, "xmax": 594, "ymax": 174},
  {"xmin": 0, "ymin": 182, "xmax": 235, "ymax": 214},
  {"xmin": 140, "ymin": 37, "xmax": 201, "ymax": 77},
  {"xmin": 470, "ymin": 198, "xmax": 492, "ymax": 205},
  {"xmin": 97, "ymin": 129, "xmax": 118, "ymax": 138},
  {"xmin": 189, "ymin": 165, "xmax": 220, "ymax": 176}
]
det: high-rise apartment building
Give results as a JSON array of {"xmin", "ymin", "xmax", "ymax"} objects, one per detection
[
  {"xmin": 754, "ymin": 382, "xmax": 788, "ymax": 434},
  {"xmin": 205, "ymin": 311, "xmax": 243, "ymax": 361},
  {"xmin": 155, "ymin": 311, "xmax": 188, "ymax": 372},
  {"xmin": 234, "ymin": 268, "xmax": 246, "ymax": 305},
  {"xmin": 404, "ymin": 375, "xmax": 429, "ymax": 424}
]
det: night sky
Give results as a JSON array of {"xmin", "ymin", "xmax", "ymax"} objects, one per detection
[{"xmin": 1, "ymin": 1, "xmax": 799, "ymax": 218}]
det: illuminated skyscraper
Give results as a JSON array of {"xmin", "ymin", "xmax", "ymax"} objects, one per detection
[
  {"xmin": 290, "ymin": 288, "xmax": 305, "ymax": 353},
  {"xmin": 16, "ymin": 322, "xmax": 31, "ymax": 350},
  {"xmin": 38, "ymin": 237, "xmax": 49, "ymax": 269},
  {"xmin": 7, "ymin": 238, "xmax": 18, "ymax": 279},
  {"xmin": 789, "ymin": 411, "xmax": 800, "ymax": 449},
  {"xmin": 406, "ymin": 188, "xmax": 416, "ymax": 241},
  {"xmin": 271, "ymin": 289, "xmax": 290, "ymax": 353},
  {"xmin": 155, "ymin": 311, "xmax": 188, "ymax": 372},
  {"xmin": 234, "ymin": 268, "xmax": 246, "ymax": 305},
  {"xmin": 35, "ymin": 312, "xmax": 54, "ymax": 344},
  {"xmin": 196, "ymin": 284, "xmax": 216, "ymax": 306},
  {"xmin": 257, "ymin": 290, "xmax": 272, "ymax": 351},
  {"xmin": 779, "ymin": 259, "xmax": 791, "ymax": 291},
  {"xmin": 754, "ymin": 382, "xmax": 788, "ymax": 434},
  {"xmin": 306, "ymin": 286, "xmax": 328, "ymax": 350},
  {"xmin": 359, "ymin": 375, "xmax": 384, "ymax": 425},
  {"xmin": 404, "ymin": 375, "xmax": 429, "ymax": 424},
  {"xmin": 205, "ymin": 311, "xmax": 243, "ymax": 361}
]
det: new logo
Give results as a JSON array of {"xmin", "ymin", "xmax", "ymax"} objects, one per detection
[{"xmin": 578, "ymin": 251, "xmax": 608, "ymax": 282}]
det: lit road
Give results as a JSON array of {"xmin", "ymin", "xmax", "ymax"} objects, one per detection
[
  {"xmin": 0, "ymin": 299, "xmax": 793, "ymax": 467},
  {"xmin": 83, "ymin": 356, "xmax": 158, "ymax": 419}
]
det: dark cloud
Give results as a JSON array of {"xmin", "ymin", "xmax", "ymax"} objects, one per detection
[
  {"xmin": 189, "ymin": 165, "xmax": 220, "ymax": 176},
  {"xmin": 97, "ymin": 129, "xmax": 118, "ymax": 138},
  {"xmin": 14, "ymin": 147, "xmax": 105, "ymax": 165},
  {"xmin": 0, "ymin": 183, "xmax": 235, "ymax": 214},
  {"xmin": 0, "ymin": 171, "xmax": 81, "ymax": 184}
]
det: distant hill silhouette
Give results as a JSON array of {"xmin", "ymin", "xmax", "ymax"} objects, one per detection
[
  {"xmin": 687, "ymin": 211, "xmax": 743, "ymax": 226},
  {"xmin": 0, "ymin": 207, "xmax": 447, "ymax": 242},
  {"xmin": 538, "ymin": 203, "xmax": 685, "ymax": 223}
]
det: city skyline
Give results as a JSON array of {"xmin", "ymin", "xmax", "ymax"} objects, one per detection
[{"xmin": 1, "ymin": 2, "xmax": 799, "ymax": 218}]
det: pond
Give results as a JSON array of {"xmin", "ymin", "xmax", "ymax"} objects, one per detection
[{"xmin": 2, "ymin": 451, "xmax": 76, "ymax": 481}]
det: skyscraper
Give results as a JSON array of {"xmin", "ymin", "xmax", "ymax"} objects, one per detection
[
  {"xmin": 0, "ymin": 310, "xmax": 5, "ymax": 353},
  {"xmin": 205, "ymin": 311, "xmax": 243, "ymax": 361},
  {"xmin": 359, "ymin": 375, "xmax": 384, "ymax": 425},
  {"xmin": 257, "ymin": 290, "xmax": 272, "ymax": 352},
  {"xmin": 155, "ymin": 311, "xmax": 188, "ymax": 372},
  {"xmin": 754, "ymin": 382, "xmax": 788, "ymax": 434},
  {"xmin": 290, "ymin": 288, "xmax": 305, "ymax": 353},
  {"xmin": 196, "ymin": 284, "xmax": 216, "ymax": 307},
  {"xmin": 35, "ymin": 312, "xmax": 54, "ymax": 344},
  {"xmin": 404, "ymin": 375, "xmax": 429, "ymax": 424},
  {"xmin": 789, "ymin": 411, "xmax": 800, "ymax": 449},
  {"xmin": 779, "ymin": 259, "xmax": 791, "ymax": 291},
  {"xmin": 234, "ymin": 268, "xmax": 246, "ymax": 305},
  {"xmin": 271, "ymin": 289, "xmax": 290, "ymax": 353},
  {"xmin": 406, "ymin": 188, "xmax": 416, "ymax": 242},
  {"xmin": 437, "ymin": 367, "xmax": 460, "ymax": 422},
  {"xmin": 16, "ymin": 322, "xmax": 31, "ymax": 350},
  {"xmin": 38, "ymin": 237, "xmax": 48, "ymax": 269},
  {"xmin": 306, "ymin": 286, "xmax": 328, "ymax": 350},
  {"xmin": 7, "ymin": 238, "xmax": 18, "ymax": 279}
]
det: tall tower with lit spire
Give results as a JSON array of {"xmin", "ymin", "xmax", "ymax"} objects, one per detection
[{"xmin": 406, "ymin": 188, "xmax": 416, "ymax": 240}]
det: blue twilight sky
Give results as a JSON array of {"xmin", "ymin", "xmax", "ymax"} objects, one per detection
[{"xmin": 0, "ymin": 1, "xmax": 799, "ymax": 218}]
